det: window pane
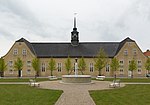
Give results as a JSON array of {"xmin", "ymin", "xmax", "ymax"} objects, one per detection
[
  {"xmin": 13, "ymin": 49, "xmax": 18, "ymax": 55},
  {"xmin": 27, "ymin": 61, "xmax": 31, "ymax": 67},
  {"xmin": 89, "ymin": 63, "xmax": 94, "ymax": 72},
  {"xmin": 57, "ymin": 63, "xmax": 62, "ymax": 72},
  {"xmin": 124, "ymin": 50, "xmax": 128, "ymax": 56},
  {"xmin": 22, "ymin": 49, "xmax": 27, "ymax": 55},
  {"xmin": 41, "ymin": 63, "xmax": 46, "ymax": 72}
]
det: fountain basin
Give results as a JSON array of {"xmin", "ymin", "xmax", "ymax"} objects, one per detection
[{"xmin": 62, "ymin": 75, "xmax": 91, "ymax": 83}]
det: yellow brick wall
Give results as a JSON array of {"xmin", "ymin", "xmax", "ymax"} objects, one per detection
[
  {"xmin": 2, "ymin": 41, "xmax": 148, "ymax": 77},
  {"xmin": 115, "ymin": 42, "xmax": 147, "ymax": 77},
  {"xmin": 3, "ymin": 42, "xmax": 36, "ymax": 77}
]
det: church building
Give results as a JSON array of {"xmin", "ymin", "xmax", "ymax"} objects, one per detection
[{"xmin": 2, "ymin": 16, "xmax": 147, "ymax": 77}]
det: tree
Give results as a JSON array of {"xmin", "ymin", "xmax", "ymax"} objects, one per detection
[
  {"xmin": 78, "ymin": 56, "xmax": 86, "ymax": 75},
  {"xmin": 94, "ymin": 48, "xmax": 107, "ymax": 76},
  {"xmin": 145, "ymin": 58, "xmax": 150, "ymax": 74},
  {"xmin": 14, "ymin": 57, "xmax": 23, "ymax": 77},
  {"xmin": 32, "ymin": 58, "xmax": 40, "ymax": 77},
  {"xmin": 48, "ymin": 58, "xmax": 56, "ymax": 76},
  {"xmin": 0, "ymin": 58, "xmax": 7, "ymax": 77},
  {"xmin": 65, "ymin": 56, "xmax": 72, "ymax": 75},
  {"xmin": 110, "ymin": 58, "xmax": 119, "ymax": 79},
  {"xmin": 128, "ymin": 59, "xmax": 137, "ymax": 78}
]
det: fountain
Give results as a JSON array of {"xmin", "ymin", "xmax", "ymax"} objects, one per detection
[{"xmin": 62, "ymin": 58, "xmax": 92, "ymax": 84}]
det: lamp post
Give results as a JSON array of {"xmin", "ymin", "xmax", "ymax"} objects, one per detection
[{"xmin": 75, "ymin": 58, "xmax": 78, "ymax": 76}]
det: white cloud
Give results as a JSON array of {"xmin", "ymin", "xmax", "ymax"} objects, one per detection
[{"xmin": 0, "ymin": 0, "xmax": 150, "ymax": 56}]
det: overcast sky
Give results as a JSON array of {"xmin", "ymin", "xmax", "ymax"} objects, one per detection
[{"xmin": 0, "ymin": 0, "xmax": 150, "ymax": 56}]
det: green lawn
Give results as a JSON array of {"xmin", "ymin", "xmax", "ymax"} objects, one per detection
[
  {"xmin": 0, "ymin": 78, "xmax": 50, "ymax": 82},
  {"xmin": 0, "ymin": 84, "xmax": 63, "ymax": 105},
  {"xmin": 94, "ymin": 78, "xmax": 150, "ymax": 82},
  {"xmin": 90, "ymin": 84, "xmax": 150, "ymax": 105}
]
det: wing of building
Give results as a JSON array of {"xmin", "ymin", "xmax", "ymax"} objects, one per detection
[{"xmin": 2, "ymin": 16, "xmax": 148, "ymax": 77}]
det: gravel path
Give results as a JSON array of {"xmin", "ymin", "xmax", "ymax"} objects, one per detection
[{"xmin": 39, "ymin": 80, "xmax": 125, "ymax": 105}]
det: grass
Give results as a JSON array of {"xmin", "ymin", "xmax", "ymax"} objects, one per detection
[
  {"xmin": 0, "ymin": 78, "xmax": 51, "ymax": 82},
  {"xmin": 94, "ymin": 78, "xmax": 150, "ymax": 82},
  {"xmin": 1, "ymin": 77, "xmax": 150, "ymax": 82},
  {"xmin": 0, "ymin": 84, "xmax": 63, "ymax": 105},
  {"xmin": 90, "ymin": 84, "xmax": 150, "ymax": 105}
]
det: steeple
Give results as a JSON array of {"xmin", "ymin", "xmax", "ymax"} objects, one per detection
[
  {"xmin": 74, "ymin": 14, "xmax": 77, "ymax": 29},
  {"xmin": 71, "ymin": 13, "xmax": 79, "ymax": 46}
]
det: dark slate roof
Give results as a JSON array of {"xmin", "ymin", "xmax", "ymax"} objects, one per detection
[
  {"xmin": 31, "ymin": 42, "xmax": 119, "ymax": 58},
  {"xmin": 16, "ymin": 37, "xmax": 135, "ymax": 58}
]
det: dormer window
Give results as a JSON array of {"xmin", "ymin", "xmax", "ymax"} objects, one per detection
[
  {"xmin": 124, "ymin": 50, "xmax": 128, "ymax": 56},
  {"xmin": 22, "ymin": 49, "xmax": 27, "ymax": 56},
  {"xmin": 13, "ymin": 49, "xmax": 18, "ymax": 55}
]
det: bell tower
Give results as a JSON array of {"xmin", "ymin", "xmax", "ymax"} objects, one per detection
[{"xmin": 71, "ymin": 13, "xmax": 79, "ymax": 46}]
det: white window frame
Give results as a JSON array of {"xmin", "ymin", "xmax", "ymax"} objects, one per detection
[
  {"xmin": 89, "ymin": 63, "xmax": 94, "ymax": 72},
  {"xmin": 57, "ymin": 63, "xmax": 62, "ymax": 72},
  {"xmin": 106, "ymin": 64, "xmax": 110, "ymax": 72},
  {"xmin": 27, "ymin": 61, "xmax": 31, "ymax": 67},
  {"xmin": 137, "ymin": 69, "xmax": 142, "ymax": 74},
  {"xmin": 119, "ymin": 60, "xmax": 124, "ymax": 64},
  {"xmin": 124, "ymin": 50, "xmax": 128, "ymax": 56},
  {"xmin": 22, "ymin": 49, "xmax": 27, "ymax": 56},
  {"xmin": 9, "ymin": 69, "xmax": 13, "ymax": 74},
  {"xmin": 8, "ymin": 61, "xmax": 13, "ymax": 67},
  {"xmin": 137, "ymin": 60, "xmax": 142, "ymax": 68},
  {"xmin": 133, "ymin": 49, "xmax": 137, "ymax": 55},
  {"xmin": 13, "ymin": 49, "xmax": 18, "ymax": 55},
  {"xmin": 27, "ymin": 69, "xmax": 31, "ymax": 75},
  {"xmin": 41, "ymin": 63, "xmax": 46, "ymax": 72},
  {"xmin": 137, "ymin": 60, "xmax": 142, "ymax": 65},
  {"xmin": 120, "ymin": 69, "xmax": 124, "ymax": 75}
]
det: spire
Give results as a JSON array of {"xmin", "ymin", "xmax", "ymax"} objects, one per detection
[
  {"xmin": 73, "ymin": 13, "xmax": 77, "ymax": 30},
  {"xmin": 74, "ymin": 16, "xmax": 76, "ymax": 28},
  {"xmin": 71, "ymin": 13, "xmax": 79, "ymax": 46}
]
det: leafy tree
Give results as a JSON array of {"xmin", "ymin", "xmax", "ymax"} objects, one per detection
[
  {"xmin": 128, "ymin": 59, "xmax": 137, "ymax": 78},
  {"xmin": 94, "ymin": 48, "xmax": 108, "ymax": 76},
  {"xmin": 14, "ymin": 57, "xmax": 23, "ymax": 77},
  {"xmin": 110, "ymin": 58, "xmax": 119, "ymax": 79},
  {"xmin": 145, "ymin": 58, "xmax": 150, "ymax": 74},
  {"xmin": 78, "ymin": 56, "xmax": 86, "ymax": 75},
  {"xmin": 0, "ymin": 58, "xmax": 7, "ymax": 77},
  {"xmin": 32, "ymin": 58, "xmax": 40, "ymax": 77},
  {"xmin": 65, "ymin": 56, "xmax": 72, "ymax": 75},
  {"xmin": 48, "ymin": 58, "xmax": 56, "ymax": 76}
]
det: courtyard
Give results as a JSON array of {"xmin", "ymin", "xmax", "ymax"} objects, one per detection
[{"xmin": 0, "ymin": 78, "xmax": 150, "ymax": 105}]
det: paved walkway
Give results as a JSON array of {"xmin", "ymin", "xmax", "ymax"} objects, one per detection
[{"xmin": 39, "ymin": 80, "xmax": 125, "ymax": 105}]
